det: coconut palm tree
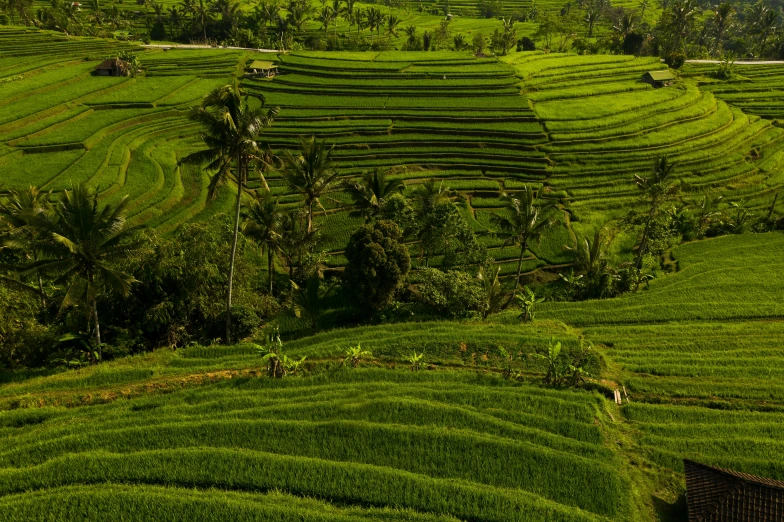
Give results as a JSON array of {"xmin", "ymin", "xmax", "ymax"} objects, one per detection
[
  {"xmin": 386, "ymin": 14, "xmax": 400, "ymax": 42},
  {"xmin": 279, "ymin": 135, "xmax": 341, "ymax": 234},
  {"xmin": 0, "ymin": 186, "xmax": 52, "ymax": 306},
  {"xmin": 243, "ymin": 190, "xmax": 282, "ymax": 294},
  {"xmin": 343, "ymin": 168, "xmax": 404, "ymax": 221},
  {"xmin": 20, "ymin": 184, "xmax": 140, "ymax": 355},
  {"xmin": 411, "ymin": 178, "xmax": 456, "ymax": 219},
  {"xmin": 278, "ymin": 209, "xmax": 317, "ymax": 280},
  {"xmin": 318, "ymin": 4, "xmax": 335, "ymax": 35},
  {"xmin": 180, "ymin": 83, "xmax": 278, "ymax": 343},
  {"xmin": 490, "ymin": 185, "xmax": 557, "ymax": 294},
  {"xmin": 634, "ymin": 156, "xmax": 678, "ymax": 268}
]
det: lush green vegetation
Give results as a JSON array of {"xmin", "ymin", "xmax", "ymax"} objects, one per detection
[{"xmin": 3, "ymin": 26, "xmax": 784, "ymax": 522}]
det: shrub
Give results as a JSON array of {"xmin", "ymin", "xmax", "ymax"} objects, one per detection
[
  {"xmin": 414, "ymin": 268, "xmax": 486, "ymax": 318},
  {"xmin": 517, "ymin": 36, "xmax": 536, "ymax": 51},
  {"xmin": 664, "ymin": 53, "xmax": 685, "ymax": 69}
]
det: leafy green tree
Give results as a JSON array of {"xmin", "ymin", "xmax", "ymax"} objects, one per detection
[
  {"xmin": 418, "ymin": 202, "xmax": 483, "ymax": 269},
  {"xmin": 490, "ymin": 185, "xmax": 557, "ymax": 294},
  {"xmin": 21, "ymin": 184, "xmax": 141, "ymax": 354},
  {"xmin": 377, "ymin": 193, "xmax": 417, "ymax": 235},
  {"xmin": 344, "ymin": 220, "xmax": 410, "ymax": 314},
  {"xmin": 416, "ymin": 268, "xmax": 486, "ymax": 318},
  {"xmin": 181, "ymin": 83, "xmax": 277, "ymax": 343},
  {"xmin": 279, "ymin": 135, "xmax": 341, "ymax": 234},
  {"xmin": 242, "ymin": 190, "xmax": 282, "ymax": 295},
  {"xmin": 343, "ymin": 168, "xmax": 404, "ymax": 221}
]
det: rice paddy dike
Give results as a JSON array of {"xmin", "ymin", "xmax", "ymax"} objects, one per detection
[{"xmin": 2, "ymin": 28, "xmax": 784, "ymax": 522}]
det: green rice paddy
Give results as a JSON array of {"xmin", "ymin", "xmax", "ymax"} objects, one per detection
[{"xmin": 2, "ymin": 28, "xmax": 784, "ymax": 522}]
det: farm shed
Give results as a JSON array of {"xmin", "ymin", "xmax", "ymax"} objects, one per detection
[
  {"xmin": 684, "ymin": 459, "xmax": 784, "ymax": 521},
  {"xmin": 94, "ymin": 58, "xmax": 129, "ymax": 77},
  {"xmin": 642, "ymin": 70, "xmax": 675, "ymax": 88},
  {"xmin": 248, "ymin": 60, "xmax": 278, "ymax": 78}
]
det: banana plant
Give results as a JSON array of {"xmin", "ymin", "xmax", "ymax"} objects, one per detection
[
  {"xmin": 533, "ymin": 338, "xmax": 566, "ymax": 386},
  {"xmin": 406, "ymin": 351, "xmax": 425, "ymax": 371},
  {"xmin": 516, "ymin": 286, "xmax": 544, "ymax": 322},
  {"xmin": 343, "ymin": 342, "xmax": 372, "ymax": 368}
]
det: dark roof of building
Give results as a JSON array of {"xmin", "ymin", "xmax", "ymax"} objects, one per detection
[
  {"xmin": 684, "ymin": 459, "xmax": 784, "ymax": 522},
  {"xmin": 644, "ymin": 70, "xmax": 676, "ymax": 81},
  {"xmin": 96, "ymin": 58, "xmax": 126, "ymax": 70}
]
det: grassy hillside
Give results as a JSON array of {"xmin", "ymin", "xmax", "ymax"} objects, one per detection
[{"xmin": 1, "ymin": 232, "xmax": 783, "ymax": 521}]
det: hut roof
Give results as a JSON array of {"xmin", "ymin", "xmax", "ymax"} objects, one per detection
[
  {"xmin": 684, "ymin": 459, "xmax": 784, "ymax": 522},
  {"xmin": 249, "ymin": 60, "xmax": 277, "ymax": 70},
  {"xmin": 646, "ymin": 70, "xmax": 675, "ymax": 81}
]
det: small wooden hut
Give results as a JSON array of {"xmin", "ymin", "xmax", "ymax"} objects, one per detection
[
  {"xmin": 642, "ymin": 70, "xmax": 675, "ymax": 88},
  {"xmin": 94, "ymin": 58, "xmax": 130, "ymax": 77},
  {"xmin": 247, "ymin": 60, "xmax": 279, "ymax": 78},
  {"xmin": 684, "ymin": 459, "xmax": 784, "ymax": 521}
]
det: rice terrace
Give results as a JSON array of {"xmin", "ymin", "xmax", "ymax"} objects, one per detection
[{"xmin": 2, "ymin": 0, "xmax": 784, "ymax": 519}]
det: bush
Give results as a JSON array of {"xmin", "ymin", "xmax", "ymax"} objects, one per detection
[
  {"xmin": 664, "ymin": 53, "xmax": 685, "ymax": 69},
  {"xmin": 517, "ymin": 36, "xmax": 536, "ymax": 51},
  {"xmin": 414, "ymin": 268, "xmax": 486, "ymax": 318}
]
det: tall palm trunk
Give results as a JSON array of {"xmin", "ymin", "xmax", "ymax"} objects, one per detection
[
  {"xmin": 513, "ymin": 239, "xmax": 528, "ymax": 294},
  {"xmin": 225, "ymin": 158, "xmax": 244, "ymax": 344},
  {"xmin": 89, "ymin": 272, "xmax": 102, "ymax": 358},
  {"xmin": 268, "ymin": 246, "xmax": 274, "ymax": 295},
  {"xmin": 307, "ymin": 200, "xmax": 314, "ymax": 233}
]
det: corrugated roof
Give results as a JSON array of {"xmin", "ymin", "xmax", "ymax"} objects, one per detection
[
  {"xmin": 685, "ymin": 459, "xmax": 784, "ymax": 522},
  {"xmin": 646, "ymin": 70, "xmax": 675, "ymax": 81}
]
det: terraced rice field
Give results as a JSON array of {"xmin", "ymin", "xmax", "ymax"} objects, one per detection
[
  {"xmin": 542, "ymin": 233, "xmax": 784, "ymax": 488},
  {"xmin": 0, "ymin": 28, "xmax": 245, "ymax": 232},
  {"xmin": 246, "ymin": 51, "xmax": 577, "ymax": 271},
  {"xmin": 684, "ymin": 61, "xmax": 784, "ymax": 120},
  {"xmin": 0, "ymin": 319, "xmax": 639, "ymax": 522},
  {"xmin": 6, "ymin": 28, "xmax": 783, "ymax": 274},
  {"xmin": 511, "ymin": 53, "xmax": 784, "ymax": 226}
]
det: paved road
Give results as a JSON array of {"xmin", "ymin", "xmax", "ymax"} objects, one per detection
[
  {"xmin": 144, "ymin": 44, "xmax": 279, "ymax": 52},
  {"xmin": 686, "ymin": 59, "xmax": 784, "ymax": 65}
]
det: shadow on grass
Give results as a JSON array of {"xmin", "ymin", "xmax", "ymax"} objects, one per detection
[{"xmin": 653, "ymin": 492, "xmax": 687, "ymax": 522}]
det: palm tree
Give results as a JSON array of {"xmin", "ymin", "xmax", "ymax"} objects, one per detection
[
  {"xmin": 243, "ymin": 190, "xmax": 282, "ymax": 294},
  {"xmin": 386, "ymin": 14, "xmax": 400, "ymax": 42},
  {"xmin": 291, "ymin": 270, "xmax": 333, "ymax": 330},
  {"xmin": 180, "ymin": 83, "xmax": 278, "ymax": 343},
  {"xmin": 279, "ymin": 135, "xmax": 341, "ymax": 234},
  {"xmin": 366, "ymin": 7, "xmax": 383, "ymax": 43},
  {"xmin": 634, "ymin": 156, "xmax": 678, "ymax": 268},
  {"xmin": 412, "ymin": 178, "xmax": 456, "ymax": 219},
  {"xmin": 343, "ymin": 168, "xmax": 404, "ymax": 221},
  {"xmin": 344, "ymin": 0, "xmax": 356, "ymax": 32},
  {"xmin": 278, "ymin": 209, "xmax": 317, "ymax": 280},
  {"xmin": 21, "ymin": 185, "xmax": 140, "ymax": 354},
  {"xmin": 318, "ymin": 4, "xmax": 335, "ymax": 35},
  {"xmin": 0, "ymin": 186, "xmax": 52, "ymax": 306},
  {"xmin": 490, "ymin": 185, "xmax": 557, "ymax": 294},
  {"xmin": 192, "ymin": 0, "xmax": 211, "ymax": 41},
  {"xmin": 711, "ymin": 2, "xmax": 733, "ymax": 55}
]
